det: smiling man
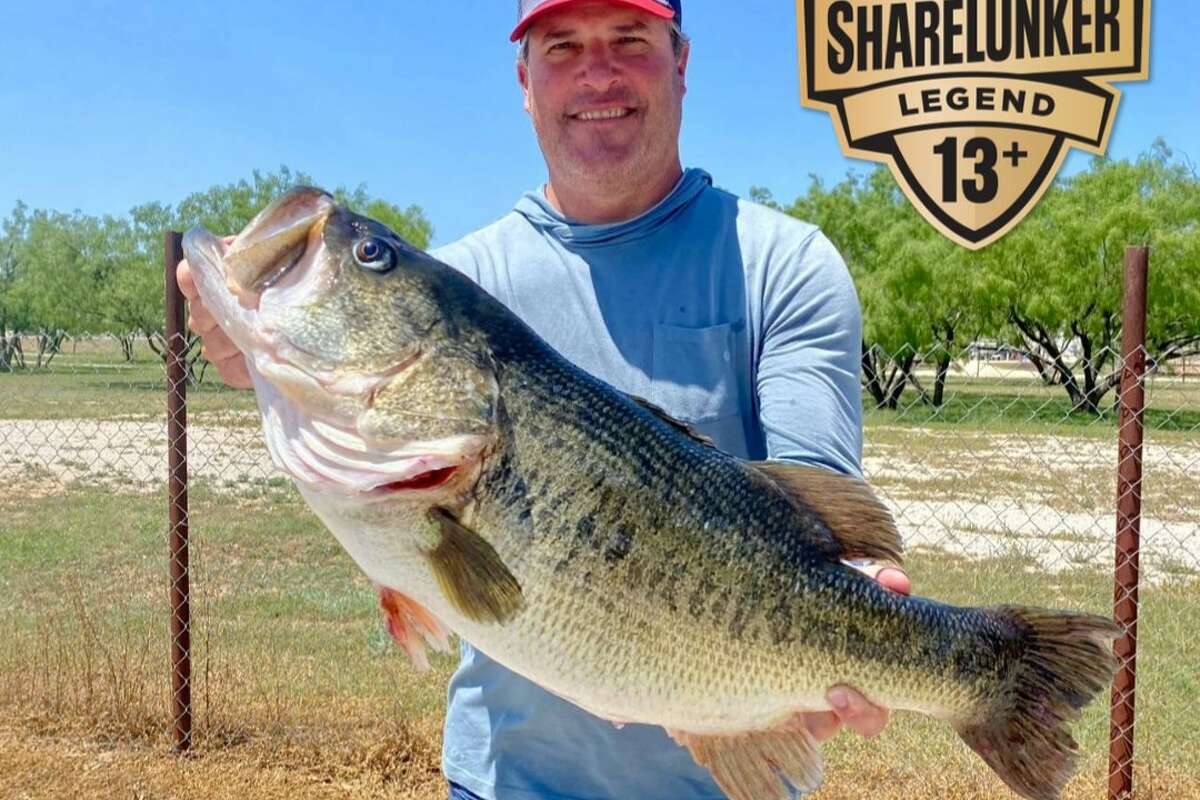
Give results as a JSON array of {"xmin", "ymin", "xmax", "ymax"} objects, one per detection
[{"xmin": 179, "ymin": 1, "xmax": 910, "ymax": 797}]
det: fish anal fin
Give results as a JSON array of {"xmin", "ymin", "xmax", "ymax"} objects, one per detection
[
  {"xmin": 427, "ymin": 507, "xmax": 524, "ymax": 625},
  {"xmin": 377, "ymin": 585, "xmax": 452, "ymax": 671},
  {"xmin": 670, "ymin": 728, "xmax": 824, "ymax": 800},
  {"xmin": 752, "ymin": 461, "xmax": 903, "ymax": 565},
  {"xmin": 629, "ymin": 395, "xmax": 716, "ymax": 447}
]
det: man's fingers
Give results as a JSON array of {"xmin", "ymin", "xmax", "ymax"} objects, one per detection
[
  {"xmin": 827, "ymin": 686, "xmax": 889, "ymax": 739},
  {"xmin": 844, "ymin": 559, "xmax": 913, "ymax": 596},
  {"xmin": 188, "ymin": 300, "xmax": 218, "ymax": 335},
  {"xmin": 215, "ymin": 356, "xmax": 254, "ymax": 390},
  {"xmin": 176, "ymin": 235, "xmax": 252, "ymax": 391},
  {"xmin": 876, "ymin": 567, "xmax": 912, "ymax": 596},
  {"xmin": 176, "ymin": 259, "xmax": 198, "ymax": 301},
  {"xmin": 810, "ymin": 569, "xmax": 907, "ymax": 742},
  {"xmin": 200, "ymin": 329, "xmax": 241, "ymax": 363},
  {"xmin": 800, "ymin": 710, "xmax": 842, "ymax": 743}
]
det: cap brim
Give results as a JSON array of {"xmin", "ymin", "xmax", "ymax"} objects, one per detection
[{"xmin": 510, "ymin": 0, "xmax": 675, "ymax": 42}]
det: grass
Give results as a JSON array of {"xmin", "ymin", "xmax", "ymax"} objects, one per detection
[
  {"xmin": 0, "ymin": 483, "xmax": 452, "ymax": 799},
  {"xmin": 865, "ymin": 376, "xmax": 1200, "ymax": 437},
  {"xmin": 1, "ymin": 485, "xmax": 1198, "ymax": 799},
  {"xmin": 2, "ymin": 340, "xmax": 1198, "ymax": 798},
  {"xmin": 0, "ymin": 338, "xmax": 258, "ymax": 422}
]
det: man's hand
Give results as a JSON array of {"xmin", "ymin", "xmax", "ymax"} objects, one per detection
[
  {"xmin": 176, "ymin": 242, "xmax": 253, "ymax": 390},
  {"xmin": 795, "ymin": 563, "xmax": 912, "ymax": 742}
]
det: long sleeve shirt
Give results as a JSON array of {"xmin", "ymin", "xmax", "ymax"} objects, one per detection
[{"xmin": 430, "ymin": 167, "xmax": 863, "ymax": 800}]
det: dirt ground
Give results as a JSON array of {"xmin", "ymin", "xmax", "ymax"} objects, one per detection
[{"xmin": 4, "ymin": 416, "xmax": 1196, "ymax": 580}]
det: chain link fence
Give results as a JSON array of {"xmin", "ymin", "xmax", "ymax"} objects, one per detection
[{"xmin": 2, "ymin": 323, "xmax": 1196, "ymax": 797}]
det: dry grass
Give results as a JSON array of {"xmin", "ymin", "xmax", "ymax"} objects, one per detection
[
  {"xmin": 3, "ymin": 722, "xmax": 1199, "ymax": 799},
  {"xmin": 2, "ymin": 483, "xmax": 1198, "ymax": 799},
  {"xmin": 0, "ymin": 717, "xmax": 446, "ymax": 800}
]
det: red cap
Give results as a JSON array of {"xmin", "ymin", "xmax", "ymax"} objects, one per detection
[{"xmin": 510, "ymin": 0, "xmax": 678, "ymax": 43}]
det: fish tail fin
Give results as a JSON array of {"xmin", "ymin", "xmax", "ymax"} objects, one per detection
[{"xmin": 955, "ymin": 606, "xmax": 1120, "ymax": 800}]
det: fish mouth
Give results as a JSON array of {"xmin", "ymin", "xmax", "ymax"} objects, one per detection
[
  {"xmin": 223, "ymin": 186, "xmax": 336, "ymax": 304},
  {"xmin": 184, "ymin": 188, "xmax": 488, "ymax": 500}
]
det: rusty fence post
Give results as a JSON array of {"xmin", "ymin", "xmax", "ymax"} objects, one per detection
[
  {"xmin": 1109, "ymin": 245, "xmax": 1148, "ymax": 800},
  {"xmin": 164, "ymin": 231, "xmax": 193, "ymax": 754}
]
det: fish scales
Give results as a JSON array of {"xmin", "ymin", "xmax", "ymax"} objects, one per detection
[
  {"xmin": 427, "ymin": 330, "xmax": 1005, "ymax": 727},
  {"xmin": 183, "ymin": 188, "xmax": 1119, "ymax": 800}
]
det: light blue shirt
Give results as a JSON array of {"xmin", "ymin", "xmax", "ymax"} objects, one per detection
[{"xmin": 430, "ymin": 168, "xmax": 863, "ymax": 800}]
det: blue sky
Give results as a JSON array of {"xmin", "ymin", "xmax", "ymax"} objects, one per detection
[{"xmin": 1, "ymin": 1, "xmax": 1195, "ymax": 246}]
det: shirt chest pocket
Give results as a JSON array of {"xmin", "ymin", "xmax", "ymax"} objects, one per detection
[{"xmin": 650, "ymin": 322, "xmax": 741, "ymax": 424}]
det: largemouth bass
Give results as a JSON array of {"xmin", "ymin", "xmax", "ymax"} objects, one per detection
[{"xmin": 183, "ymin": 188, "xmax": 1118, "ymax": 800}]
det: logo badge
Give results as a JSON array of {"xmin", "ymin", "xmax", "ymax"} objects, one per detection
[{"xmin": 797, "ymin": 1, "xmax": 1151, "ymax": 249}]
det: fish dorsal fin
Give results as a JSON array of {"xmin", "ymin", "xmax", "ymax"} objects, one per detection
[
  {"xmin": 630, "ymin": 395, "xmax": 716, "ymax": 448},
  {"xmin": 427, "ymin": 508, "xmax": 524, "ymax": 624},
  {"xmin": 751, "ymin": 461, "xmax": 903, "ymax": 565}
]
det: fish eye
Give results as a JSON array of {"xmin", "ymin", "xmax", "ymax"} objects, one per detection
[{"xmin": 353, "ymin": 237, "xmax": 396, "ymax": 273}]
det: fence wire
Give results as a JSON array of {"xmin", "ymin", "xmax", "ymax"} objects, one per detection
[{"xmin": 1, "ymin": 333, "xmax": 1197, "ymax": 798}]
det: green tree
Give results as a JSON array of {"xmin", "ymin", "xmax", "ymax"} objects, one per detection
[
  {"xmin": 865, "ymin": 201, "xmax": 1005, "ymax": 407},
  {"xmin": 96, "ymin": 203, "xmax": 174, "ymax": 360},
  {"xmin": 0, "ymin": 202, "xmax": 33, "ymax": 368},
  {"xmin": 3, "ymin": 208, "xmax": 119, "ymax": 366},
  {"xmin": 1, "ymin": 166, "xmax": 435, "ymax": 375},
  {"xmin": 779, "ymin": 168, "xmax": 1005, "ymax": 408},
  {"xmin": 994, "ymin": 145, "xmax": 1200, "ymax": 413}
]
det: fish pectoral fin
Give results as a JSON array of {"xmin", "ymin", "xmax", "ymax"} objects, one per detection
[
  {"xmin": 751, "ymin": 461, "xmax": 903, "ymax": 564},
  {"xmin": 669, "ymin": 728, "xmax": 824, "ymax": 800},
  {"xmin": 426, "ymin": 507, "xmax": 523, "ymax": 625},
  {"xmin": 377, "ymin": 584, "xmax": 452, "ymax": 672}
]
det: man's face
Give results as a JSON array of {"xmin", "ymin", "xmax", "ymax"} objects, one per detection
[{"xmin": 518, "ymin": 2, "xmax": 689, "ymax": 191}]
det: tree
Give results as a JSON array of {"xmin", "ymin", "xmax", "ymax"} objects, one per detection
[
  {"xmin": 0, "ymin": 202, "xmax": 33, "ymax": 369},
  {"xmin": 0, "ymin": 166, "xmax": 435, "ymax": 378},
  {"xmin": 96, "ymin": 204, "xmax": 174, "ymax": 360},
  {"xmin": 864, "ymin": 201, "xmax": 1005, "ymax": 407},
  {"xmin": 993, "ymin": 145, "xmax": 1200, "ymax": 414},
  {"xmin": 781, "ymin": 170, "xmax": 914, "ymax": 408},
  {"xmin": 763, "ymin": 145, "xmax": 1199, "ymax": 414},
  {"xmin": 2, "ymin": 208, "xmax": 118, "ymax": 366},
  {"xmin": 779, "ymin": 168, "xmax": 1006, "ymax": 409}
]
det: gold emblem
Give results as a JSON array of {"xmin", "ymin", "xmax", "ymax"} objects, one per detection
[{"xmin": 796, "ymin": 0, "xmax": 1151, "ymax": 249}]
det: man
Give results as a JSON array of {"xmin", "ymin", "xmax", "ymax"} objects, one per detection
[{"xmin": 179, "ymin": 1, "xmax": 911, "ymax": 797}]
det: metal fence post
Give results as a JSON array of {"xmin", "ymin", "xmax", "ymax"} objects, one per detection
[
  {"xmin": 164, "ymin": 231, "xmax": 193, "ymax": 753},
  {"xmin": 1109, "ymin": 245, "xmax": 1148, "ymax": 800}
]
